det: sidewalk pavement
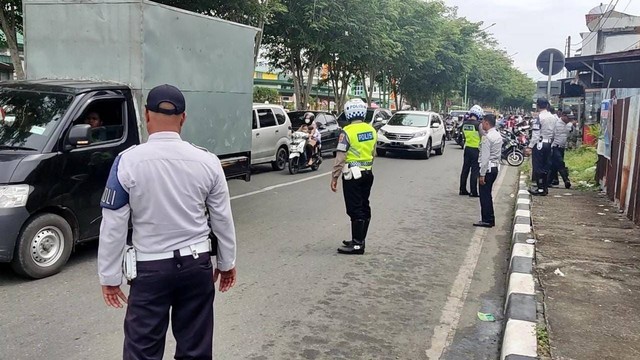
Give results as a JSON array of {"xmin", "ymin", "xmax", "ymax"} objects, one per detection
[{"xmin": 532, "ymin": 189, "xmax": 640, "ymax": 360}]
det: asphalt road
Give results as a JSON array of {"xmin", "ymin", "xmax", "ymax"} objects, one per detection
[{"xmin": 0, "ymin": 141, "xmax": 517, "ymax": 360}]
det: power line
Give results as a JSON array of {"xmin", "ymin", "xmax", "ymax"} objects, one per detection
[
  {"xmin": 570, "ymin": 0, "xmax": 616, "ymax": 48},
  {"xmin": 579, "ymin": 0, "xmax": 619, "ymax": 51}
]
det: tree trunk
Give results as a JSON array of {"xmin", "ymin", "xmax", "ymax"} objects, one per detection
[
  {"xmin": 253, "ymin": 0, "xmax": 268, "ymax": 67},
  {"xmin": 366, "ymin": 68, "xmax": 376, "ymax": 106},
  {"xmin": 0, "ymin": 6, "xmax": 24, "ymax": 80},
  {"xmin": 360, "ymin": 72, "xmax": 369, "ymax": 104}
]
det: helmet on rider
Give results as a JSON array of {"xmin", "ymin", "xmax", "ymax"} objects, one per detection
[
  {"xmin": 303, "ymin": 112, "xmax": 315, "ymax": 125},
  {"xmin": 344, "ymin": 99, "xmax": 367, "ymax": 122},
  {"xmin": 468, "ymin": 105, "xmax": 484, "ymax": 121}
]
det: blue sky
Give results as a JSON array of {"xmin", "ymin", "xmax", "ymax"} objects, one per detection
[{"xmin": 444, "ymin": 0, "xmax": 640, "ymax": 80}]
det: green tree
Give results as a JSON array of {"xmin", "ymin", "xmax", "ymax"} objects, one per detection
[
  {"xmin": 0, "ymin": 0, "xmax": 24, "ymax": 79},
  {"xmin": 253, "ymin": 86, "xmax": 280, "ymax": 103}
]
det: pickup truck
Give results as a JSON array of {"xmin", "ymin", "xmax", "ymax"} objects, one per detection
[{"xmin": 0, "ymin": 0, "xmax": 257, "ymax": 278}]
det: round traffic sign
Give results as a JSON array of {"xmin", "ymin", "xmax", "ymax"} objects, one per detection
[{"xmin": 536, "ymin": 48, "xmax": 565, "ymax": 76}]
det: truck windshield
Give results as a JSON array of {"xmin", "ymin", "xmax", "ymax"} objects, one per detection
[{"xmin": 0, "ymin": 89, "xmax": 72, "ymax": 152}]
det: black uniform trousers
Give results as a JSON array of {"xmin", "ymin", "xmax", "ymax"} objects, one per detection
[
  {"xmin": 343, "ymin": 171, "xmax": 374, "ymax": 221},
  {"xmin": 531, "ymin": 142, "xmax": 552, "ymax": 188},
  {"xmin": 460, "ymin": 147, "xmax": 480, "ymax": 195},
  {"xmin": 124, "ymin": 253, "xmax": 214, "ymax": 360},
  {"xmin": 479, "ymin": 167, "xmax": 499, "ymax": 225},
  {"xmin": 548, "ymin": 146, "xmax": 569, "ymax": 184}
]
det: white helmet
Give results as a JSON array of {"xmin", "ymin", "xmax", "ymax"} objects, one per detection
[
  {"xmin": 468, "ymin": 105, "xmax": 484, "ymax": 120},
  {"xmin": 344, "ymin": 99, "xmax": 367, "ymax": 121}
]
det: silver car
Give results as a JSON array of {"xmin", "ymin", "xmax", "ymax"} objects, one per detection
[{"xmin": 252, "ymin": 104, "xmax": 291, "ymax": 170}]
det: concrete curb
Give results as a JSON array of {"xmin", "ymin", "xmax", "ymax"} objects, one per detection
[{"xmin": 500, "ymin": 175, "xmax": 537, "ymax": 360}]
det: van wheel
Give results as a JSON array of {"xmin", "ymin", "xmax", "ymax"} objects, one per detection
[
  {"xmin": 11, "ymin": 214, "xmax": 73, "ymax": 279},
  {"xmin": 271, "ymin": 146, "xmax": 288, "ymax": 171}
]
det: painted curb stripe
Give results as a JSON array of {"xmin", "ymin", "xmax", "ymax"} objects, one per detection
[
  {"xmin": 511, "ymin": 244, "xmax": 534, "ymax": 260},
  {"xmin": 516, "ymin": 203, "xmax": 530, "ymax": 211},
  {"xmin": 504, "ymin": 354, "xmax": 538, "ymax": 360},
  {"xmin": 517, "ymin": 190, "xmax": 529, "ymax": 195},
  {"xmin": 512, "ymin": 232, "xmax": 532, "ymax": 244},
  {"xmin": 515, "ymin": 209, "xmax": 531, "ymax": 218},
  {"xmin": 509, "ymin": 256, "xmax": 533, "ymax": 275},
  {"xmin": 507, "ymin": 273, "xmax": 535, "ymax": 297},
  {"xmin": 513, "ymin": 223, "xmax": 531, "ymax": 234},
  {"xmin": 501, "ymin": 319, "xmax": 538, "ymax": 360},
  {"xmin": 515, "ymin": 216, "xmax": 530, "ymax": 225},
  {"xmin": 517, "ymin": 198, "xmax": 531, "ymax": 205},
  {"xmin": 505, "ymin": 293, "xmax": 537, "ymax": 322}
]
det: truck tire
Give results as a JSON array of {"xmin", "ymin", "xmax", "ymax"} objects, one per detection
[{"xmin": 11, "ymin": 214, "xmax": 73, "ymax": 279}]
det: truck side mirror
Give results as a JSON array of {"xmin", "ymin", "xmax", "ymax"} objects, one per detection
[{"xmin": 68, "ymin": 124, "xmax": 92, "ymax": 147}]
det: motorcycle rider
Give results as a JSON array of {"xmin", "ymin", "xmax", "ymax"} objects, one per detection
[
  {"xmin": 459, "ymin": 105, "xmax": 484, "ymax": 197},
  {"xmin": 301, "ymin": 112, "xmax": 321, "ymax": 166}
]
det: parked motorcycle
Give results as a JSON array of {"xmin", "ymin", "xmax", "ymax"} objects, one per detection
[
  {"xmin": 288, "ymin": 131, "xmax": 322, "ymax": 174},
  {"xmin": 500, "ymin": 129, "xmax": 525, "ymax": 166}
]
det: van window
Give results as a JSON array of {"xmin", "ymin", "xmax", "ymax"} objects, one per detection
[
  {"xmin": 257, "ymin": 108, "xmax": 277, "ymax": 128},
  {"xmin": 0, "ymin": 88, "xmax": 73, "ymax": 151},
  {"xmin": 272, "ymin": 107, "xmax": 287, "ymax": 125},
  {"xmin": 73, "ymin": 98, "xmax": 126, "ymax": 145}
]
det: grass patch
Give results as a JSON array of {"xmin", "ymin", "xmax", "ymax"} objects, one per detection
[
  {"xmin": 565, "ymin": 146, "xmax": 598, "ymax": 190},
  {"xmin": 536, "ymin": 324, "xmax": 551, "ymax": 356}
]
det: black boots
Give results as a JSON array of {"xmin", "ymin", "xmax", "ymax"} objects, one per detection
[
  {"xmin": 338, "ymin": 219, "xmax": 367, "ymax": 255},
  {"xmin": 529, "ymin": 173, "xmax": 548, "ymax": 196}
]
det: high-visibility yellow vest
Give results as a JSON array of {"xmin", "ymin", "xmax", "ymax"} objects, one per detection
[
  {"xmin": 462, "ymin": 121, "xmax": 481, "ymax": 149},
  {"xmin": 343, "ymin": 122, "xmax": 377, "ymax": 170}
]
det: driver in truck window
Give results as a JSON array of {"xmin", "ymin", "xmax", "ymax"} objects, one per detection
[{"xmin": 84, "ymin": 111, "xmax": 107, "ymax": 143}]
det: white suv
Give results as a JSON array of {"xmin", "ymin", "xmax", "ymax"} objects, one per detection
[
  {"xmin": 376, "ymin": 111, "xmax": 446, "ymax": 159},
  {"xmin": 252, "ymin": 104, "xmax": 291, "ymax": 170}
]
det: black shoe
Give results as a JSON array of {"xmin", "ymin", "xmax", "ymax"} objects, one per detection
[
  {"xmin": 551, "ymin": 181, "xmax": 560, "ymax": 186},
  {"xmin": 473, "ymin": 221, "xmax": 494, "ymax": 228},
  {"xmin": 564, "ymin": 181, "xmax": 571, "ymax": 189},
  {"xmin": 337, "ymin": 243, "xmax": 365, "ymax": 254},
  {"xmin": 459, "ymin": 190, "xmax": 470, "ymax": 196},
  {"xmin": 338, "ymin": 220, "xmax": 366, "ymax": 255},
  {"xmin": 343, "ymin": 218, "xmax": 371, "ymax": 246},
  {"xmin": 469, "ymin": 194, "xmax": 479, "ymax": 198}
]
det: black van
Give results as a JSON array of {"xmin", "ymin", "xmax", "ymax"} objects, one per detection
[{"xmin": 0, "ymin": 80, "xmax": 248, "ymax": 279}]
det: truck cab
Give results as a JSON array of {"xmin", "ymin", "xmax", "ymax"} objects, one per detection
[{"xmin": 0, "ymin": 80, "xmax": 141, "ymax": 278}]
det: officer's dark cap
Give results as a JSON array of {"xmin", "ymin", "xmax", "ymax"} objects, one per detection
[
  {"xmin": 536, "ymin": 98, "xmax": 549, "ymax": 109},
  {"xmin": 146, "ymin": 84, "xmax": 186, "ymax": 115}
]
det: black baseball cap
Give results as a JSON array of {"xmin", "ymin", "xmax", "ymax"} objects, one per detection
[
  {"xmin": 146, "ymin": 84, "xmax": 186, "ymax": 115},
  {"xmin": 536, "ymin": 98, "xmax": 549, "ymax": 109}
]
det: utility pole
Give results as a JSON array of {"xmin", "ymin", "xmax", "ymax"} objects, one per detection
[
  {"xmin": 463, "ymin": 74, "xmax": 468, "ymax": 108},
  {"xmin": 566, "ymin": 36, "xmax": 572, "ymax": 78}
]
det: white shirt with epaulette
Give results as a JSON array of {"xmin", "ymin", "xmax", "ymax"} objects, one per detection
[{"xmin": 97, "ymin": 131, "xmax": 237, "ymax": 286}]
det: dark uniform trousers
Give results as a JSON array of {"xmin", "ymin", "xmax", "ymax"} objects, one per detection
[
  {"xmin": 548, "ymin": 146, "xmax": 569, "ymax": 184},
  {"xmin": 479, "ymin": 167, "xmax": 499, "ymax": 225},
  {"xmin": 460, "ymin": 147, "xmax": 480, "ymax": 195},
  {"xmin": 124, "ymin": 254, "xmax": 214, "ymax": 360},
  {"xmin": 343, "ymin": 171, "xmax": 374, "ymax": 220},
  {"xmin": 531, "ymin": 143, "xmax": 552, "ymax": 188}
]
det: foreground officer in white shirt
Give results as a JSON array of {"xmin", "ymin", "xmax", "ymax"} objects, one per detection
[
  {"xmin": 97, "ymin": 84, "xmax": 237, "ymax": 360},
  {"xmin": 474, "ymin": 114, "xmax": 502, "ymax": 228}
]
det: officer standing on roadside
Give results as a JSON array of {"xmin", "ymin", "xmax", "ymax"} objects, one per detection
[
  {"xmin": 526, "ymin": 98, "xmax": 555, "ymax": 196},
  {"xmin": 474, "ymin": 114, "xmax": 502, "ymax": 228},
  {"xmin": 331, "ymin": 99, "xmax": 376, "ymax": 255},
  {"xmin": 459, "ymin": 105, "xmax": 484, "ymax": 197},
  {"xmin": 548, "ymin": 110, "xmax": 573, "ymax": 189},
  {"xmin": 97, "ymin": 84, "xmax": 237, "ymax": 360}
]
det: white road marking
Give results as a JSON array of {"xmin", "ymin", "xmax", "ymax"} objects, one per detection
[
  {"xmin": 230, "ymin": 171, "xmax": 332, "ymax": 200},
  {"xmin": 425, "ymin": 168, "xmax": 508, "ymax": 359}
]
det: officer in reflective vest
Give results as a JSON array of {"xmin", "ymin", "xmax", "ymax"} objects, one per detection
[
  {"xmin": 459, "ymin": 105, "xmax": 484, "ymax": 197},
  {"xmin": 331, "ymin": 99, "xmax": 377, "ymax": 255}
]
